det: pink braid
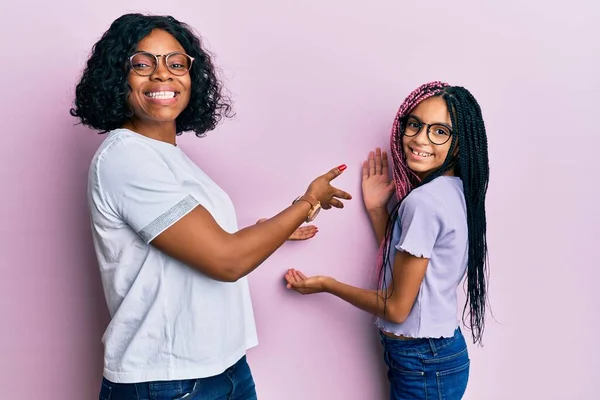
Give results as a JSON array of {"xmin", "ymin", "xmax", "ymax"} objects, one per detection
[{"xmin": 390, "ymin": 81, "xmax": 450, "ymax": 200}]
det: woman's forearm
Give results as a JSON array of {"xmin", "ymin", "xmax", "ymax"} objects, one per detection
[{"xmin": 230, "ymin": 201, "xmax": 312, "ymax": 277}]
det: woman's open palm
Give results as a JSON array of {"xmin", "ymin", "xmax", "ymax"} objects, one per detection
[{"xmin": 256, "ymin": 219, "xmax": 318, "ymax": 240}]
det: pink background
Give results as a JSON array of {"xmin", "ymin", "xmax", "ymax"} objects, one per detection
[{"xmin": 1, "ymin": 1, "xmax": 598, "ymax": 399}]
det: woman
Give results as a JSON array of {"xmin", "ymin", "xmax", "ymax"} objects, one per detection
[
  {"xmin": 70, "ymin": 13, "xmax": 352, "ymax": 400},
  {"xmin": 285, "ymin": 81, "xmax": 490, "ymax": 399}
]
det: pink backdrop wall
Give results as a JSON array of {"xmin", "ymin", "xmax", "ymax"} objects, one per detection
[{"xmin": 1, "ymin": 1, "xmax": 598, "ymax": 398}]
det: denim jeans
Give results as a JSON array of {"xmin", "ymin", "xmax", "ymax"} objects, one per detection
[
  {"xmin": 380, "ymin": 328, "xmax": 470, "ymax": 400},
  {"xmin": 99, "ymin": 355, "xmax": 257, "ymax": 400}
]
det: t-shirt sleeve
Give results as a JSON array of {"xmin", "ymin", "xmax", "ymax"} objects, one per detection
[
  {"xmin": 96, "ymin": 140, "xmax": 199, "ymax": 243},
  {"xmin": 394, "ymin": 190, "xmax": 446, "ymax": 259}
]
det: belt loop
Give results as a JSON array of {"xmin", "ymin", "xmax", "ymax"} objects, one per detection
[
  {"xmin": 428, "ymin": 338, "xmax": 438, "ymax": 356},
  {"xmin": 133, "ymin": 382, "xmax": 142, "ymax": 400},
  {"xmin": 379, "ymin": 333, "xmax": 391, "ymax": 366}
]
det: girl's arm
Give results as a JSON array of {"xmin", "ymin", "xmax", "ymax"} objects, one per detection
[
  {"xmin": 285, "ymin": 250, "xmax": 428, "ymax": 324},
  {"xmin": 366, "ymin": 208, "xmax": 389, "ymax": 245},
  {"xmin": 287, "ymin": 176, "xmax": 442, "ymax": 324},
  {"xmin": 361, "ymin": 148, "xmax": 395, "ymax": 245}
]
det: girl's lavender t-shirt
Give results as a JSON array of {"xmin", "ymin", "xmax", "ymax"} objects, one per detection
[{"xmin": 376, "ymin": 176, "xmax": 468, "ymax": 338}]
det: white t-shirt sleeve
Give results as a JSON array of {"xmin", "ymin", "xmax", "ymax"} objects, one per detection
[
  {"xmin": 97, "ymin": 140, "xmax": 199, "ymax": 243},
  {"xmin": 394, "ymin": 190, "xmax": 446, "ymax": 259}
]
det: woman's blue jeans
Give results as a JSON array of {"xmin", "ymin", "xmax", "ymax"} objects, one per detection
[{"xmin": 99, "ymin": 355, "xmax": 256, "ymax": 400}]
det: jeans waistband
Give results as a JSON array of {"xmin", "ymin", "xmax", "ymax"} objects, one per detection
[{"xmin": 379, "ymin": 327, "xmax": 462, "ymax": 355}]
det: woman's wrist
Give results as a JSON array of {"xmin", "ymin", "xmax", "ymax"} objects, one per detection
[
  {"xmin": 299, "ymin": 192, "xmax": 319, "ymax": 206},
  {"xmin": 303, "ymin": 190, "xmax": 320, "ymax": 204}
]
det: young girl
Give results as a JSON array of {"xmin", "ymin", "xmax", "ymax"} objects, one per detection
[{"xmin": 284, "ymin": 81, "xmax": 490, "ymax": 399}]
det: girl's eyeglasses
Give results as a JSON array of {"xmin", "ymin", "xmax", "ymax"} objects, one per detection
[{"xmin": 400, "ymin": 115, "xmax": 453, "ymax": 145}]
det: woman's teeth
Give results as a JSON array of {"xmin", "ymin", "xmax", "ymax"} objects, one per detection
[
  {"xmin": 146, "ymin": 91, "xmax": 176, "ymax": 99},
  {"xmin": 411, "ymin": 148, "xmax": 432, "ymax": 157}
]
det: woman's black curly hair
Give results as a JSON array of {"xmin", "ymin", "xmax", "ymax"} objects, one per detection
[{"xmin": 70, "ymin": 13, "xmax": 233, "ymax": 136}]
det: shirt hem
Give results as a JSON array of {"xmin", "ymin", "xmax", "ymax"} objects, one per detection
[
  {"xmin": 375, "ymin": 319, "xmax": 458, "ymax": 339},
  {"xmin": 103, "ymin": 339, "xmax": 258, "ymax": 384},
  {"xmin": 139, "ymin": 195, "xmax": 199, "ymax": 244}
]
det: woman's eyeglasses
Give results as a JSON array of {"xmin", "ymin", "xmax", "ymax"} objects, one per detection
[{"xmin": 128, "ymin": 51, "xmax": 194, "ymax": 77}]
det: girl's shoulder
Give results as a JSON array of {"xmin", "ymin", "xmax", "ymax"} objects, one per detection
[
  {"xmin": 406, "ymin": 176, "xmax": 462, "ymax": 202},
  {"xmin": 399, "ymin": 176, "xmax": 464, "ymax": 223}
]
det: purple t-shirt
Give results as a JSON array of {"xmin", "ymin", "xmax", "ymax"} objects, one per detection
[{"xmin": 375, "ymin": 176, "xmax": 468, "ymax": 338}]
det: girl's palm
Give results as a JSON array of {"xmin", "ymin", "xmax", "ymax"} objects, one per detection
[
  {"xmin": 284, "ymin": 269, "xmax": 327, "ymax": 295},
  {"xmin": 362, "ymin": 148, "xmax": 395, "ymax": 211}
]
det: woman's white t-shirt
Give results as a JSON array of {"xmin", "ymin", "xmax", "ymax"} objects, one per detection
[{"xmin": 87, "ymin": 128, "xmax": 258, "ymax": 384}]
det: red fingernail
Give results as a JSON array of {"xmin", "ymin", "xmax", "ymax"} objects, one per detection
[{"xmin": 338, "ymin": 164, "xmax": 347, "ymax": 171}]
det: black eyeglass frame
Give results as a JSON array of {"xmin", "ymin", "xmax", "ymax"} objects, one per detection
[{"xmin": 399, "ymin": 115, "xmax": 454, "ymax": 146}]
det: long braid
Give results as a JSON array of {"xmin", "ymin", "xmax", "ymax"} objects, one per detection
[
  {"xmin": 377, "ymin": 83, "xmax": 490, "ymax": 346},
  {"xmin": 442, "ymin": 87, "xmax": 490, "ymax": 345}
]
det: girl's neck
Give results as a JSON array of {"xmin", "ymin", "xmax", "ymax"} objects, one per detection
[{"xmin": 416, "ymin": 168, "xmax": 455, "ymax": 181}]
